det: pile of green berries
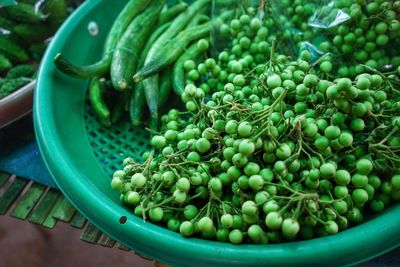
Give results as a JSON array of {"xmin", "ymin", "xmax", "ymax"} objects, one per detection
[
  {"xmin": 267, "ymin": 0, "xmax": 400, "ymax": 78},
  {"xmin": 279, "ymin": 0, "xmax": 400, "ymax": 76},
  {"xmin": 111, "ymin": 3, "xmax": 400, "ymax": 245},
  {"xmin": 275, "ymin": 0, "xmax": 317, "ymax": 45},
  {"xmin": 325, "ymin": 0, "xmax": 400, "ymax": 76}
]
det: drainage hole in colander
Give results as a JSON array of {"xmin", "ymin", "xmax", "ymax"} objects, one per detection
[{"xmin": 119, "ymin": 216, "xmax": 127, "ymax": 224}]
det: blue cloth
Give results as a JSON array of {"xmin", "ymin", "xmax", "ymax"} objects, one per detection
[{"xmin": 0, "ymin": 114, "xmax": 56, "ymax": 188}]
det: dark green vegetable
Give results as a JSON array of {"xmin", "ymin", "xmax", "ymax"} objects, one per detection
[
  {"xmin": 0, "ymin": 78, "xmax": 5, "ymax": 88},
  {"xmin": 149, "ymin": 114, "xmax": 160, "ymax": 131},
  {"xmin": 111, "ymin": 92, "xmax": 129, "ymax": 124},
  {"xmin": 134, "ymin": 22, "xmax": 212, "ymax": 82},
  {"xmin": 213, "ymin": 0, "xmax": 238, "ymax": 5},
  {"xmin": 111, "ymin": 0, "xmax": 164, "ymax": 91},
  {"xmin": 5, "ymin": 3, "xmax": 46, "ymax": 23},
  {"xmin": 65, "ymin": 0, "xmax": 82, "ymax": 6},
  {"xmin": 130, "ymin": 82, "xmax": 146, "ymax": 126},
  {"xmin": 141, "ymin": 0, "xmax": 211, "ymax": 119},
  {"xmin": 0, "ymin": 35, "xmax": 29, "ymax": 62},
  {"xmin": 54, "ymin": 0, "xmax": 152, "ymax": 78},
  {"xmin": 102, "ymin": 0, "xmax": 152, "ymax": 63},
  {"xmin": 143, "ymin": 75, "xmax": 159, "ymax": 120},
  {"xmin": 89, "ymin": 78, "xmax": 111, "ymax": 127},
  {"xmin": 186, "ymin": 10, "xmax": 209, "ymax": 28},
  {"xmin": 0, "ymin": 54, "xmax": 12, "ymax": 72},
  {"xmin": 29, "ymin": 42, "xmax": 47, "ymax": 59},
  {"xmin": 172, "ymin": 40, "xmax": 208, "ymax": 96},
  {"xmin": 12, "ymin": 23, "xmax": 51, "ymax": 41},
  {"xmin": 0, "ymin": 17, "xmax": 15, "ymax": 31},
  {"xmin": 19, "ymin": 0, "xmax": 38, "ymax": 4},
  {"xmin": 54, "ymin": 54, "xmax": 110, "ymax": 78},
  {"xmin": 139, "ymin": 23, "xmax": 172, "ymax": 69},
  {"xmin": 42, "ymin": 0, "xmax": 68, "ymax": 30},
  {"xmin": 146, "ymin": 0, "xmax": 210, "ymax": 60},
  {"xmin": 0, "ymin": 77, "xmax": 31, "ymax": 99},
  {"xmin": 158, "ymin": 68, "xmax": 172, "ymax": 108},
  {"xmin": 158, "ymin": 1, "xmax": 189, "ymax": 25},
  {"xmin": 129, "ymin": 23, "xmax": 171, "ymax": 126},
  {"xmin": 6, "ymin": 64, "xmax": 35, "ymax": 79}
]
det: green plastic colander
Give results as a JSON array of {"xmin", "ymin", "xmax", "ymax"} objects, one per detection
[{"xmin": 34, "ymin": 1, "xmax": 400, "ymax": 266}]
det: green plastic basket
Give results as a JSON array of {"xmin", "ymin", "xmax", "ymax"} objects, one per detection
[{"xmin": 34, "ymin": 1, "xmax": 400, "ymax": 266}]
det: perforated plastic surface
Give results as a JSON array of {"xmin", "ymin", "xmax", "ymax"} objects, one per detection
[{"xmin": 84, "ymin": 103, "xmax": 151, "ymax": 176}]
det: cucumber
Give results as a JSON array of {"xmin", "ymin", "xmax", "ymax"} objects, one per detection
[
  {"xmin": 134, "ymin": 22, "xmax": 212, "ymax": 82},
  {"xmin": 140, "ymin": 0, "xmax": 211, "ymax": 119},
  {"xmin": 0, "ymin": 54, "xmax": 12, "ymax": 72},
  {"xmin": 144, "ymin": 0, "xmax": 211, "ymax": 67},
  {"xmin": 143, "ymin": 75, "xmax": 159, "ymax": 120},
  {"xmin": 187, "ymin": 12, "xmax": 209, "ymax": 28},
  {"xmin": 29, "ymin": 42, "xmax": 47, "ymax": 59},
  {"xmin": 129, "ymin": 22, "xmax": 171, "ymax": 126},
  {"xmin": 12, "ymin": 23, "xmax": 51, "ymax": 41},
  {"xmin": 0, "ymin": 16, "xmax": 15, "ymax": 31},
  {"xmin": 130, "ymin": 82, "xmax": 146, "ymax": 126},
  {"xmin": 5, "ymin": 3, "xmax": 46, "ymax": 23},
  {"xmin": 0, "ymin": 77, "xmax": 31, "ymax": 99},
  {"xmin": 41, "ymin": 0, "xmax": 68, "ymax": 30},
  {"xmin": 111, "ymin": 91, "xmax": 128, "ymax": 124},
  {"xmin": 149, "ymin": 114, "xmax": 160, "ymax": 131},
  {"xmin": 89, "ymin": 78, "xmax": 111, "ymax": 127},
  {"xmin": 54, "ymin": 0, "xmax": 152, "ymax": 78},
  {"xmin": 6, "ymin": 64, "xmax": 36, "ymax": 79},
  {"xmin": 111, "ymin": 0, "xmax": 164, "ymax": 91},
  {"xmin": 159, "ymin": 68, "xmax": 172, "ymax": 108},
  {"xmin": 139, "ymin": 23, "xmax": 171, "ymax": 68},
  {"xmin": 0, "ymin": 36, "xmax": 29, "ymax": 62},
  {"xmin": 102, "ymin": 0, "xmax": 152, "ymax": 60},
  {"xmin": 158, "ymin": 1, "xmax": 189, "ymax": 25}
]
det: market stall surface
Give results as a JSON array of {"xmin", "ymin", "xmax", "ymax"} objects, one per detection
[{"xmin": 0, "ymin": 216, "xmax": 152, "ymax": 267}]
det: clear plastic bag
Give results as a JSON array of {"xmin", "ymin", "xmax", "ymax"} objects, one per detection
[
  {"xmin": 308, "ymin": 1, "xmax": 351, "ymax": 29},
  {"xmin": 309, "ymin": 1, "xmax": 400, "ymax": 75},
  {"xmin": 210, "ymin": 0, "xmax": 400, "ymax": 77},
  {"xmin": 211, "ymin": 0, "xmax": 297, "ymax": 57}
]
